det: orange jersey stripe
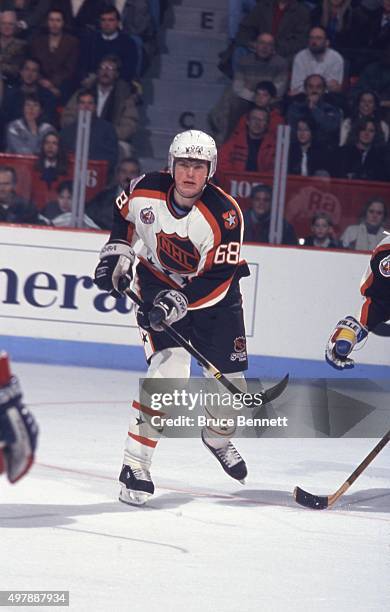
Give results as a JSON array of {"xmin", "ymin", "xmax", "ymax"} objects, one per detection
[
  {"xmin": 360, "ymin": 270, "xmax": 374, "ymax": 295},
  {"xmin": 128, "ymin": 432, "xmax": 158, "ymax": 448},
  {"xmin": 196, "ymin": 200, "xmax": 222, "ymax": 247},
  {"xmin": 360, "ymin": 298, "xmax": 372, "ymax": 327},
  {"xmin": 189, "ymin": 274, "xmax": 233, "ymax": 309}
]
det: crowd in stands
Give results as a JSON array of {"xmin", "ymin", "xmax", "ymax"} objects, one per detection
[
  {"xmin": 0, "ymin": 0, "xmax": 389, "ymax": 252},
  {"xmin": 0, "ymin": 1, "xmax": 162, "ymax": 229},
  {"xmin": 213, "ymin": 0, "xmax": 390, "ymax": 248}
]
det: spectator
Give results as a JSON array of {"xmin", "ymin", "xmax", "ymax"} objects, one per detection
[
  {"xmin": 51, "ymin": 0, "xmax": 107, "ymax": 33},
  {"xmin": 61, "ymin": 55, "xmax": 139, "ymax": 157},
  {"xmin": 86, "ymin": 157, "xmax": 141, "ymax": 230},
  {"xmin": 353, "ymin": 0, "xmax": 390, "ymax": 63},
  {"xmin": 290, "ymin": 26, "xmax": 344, "ymax": 95},
  {"xmin": 31, "ymin": 129, "xmax": 70, "ymax": 209},
  {"xmin": 5, "ymin": 93, "xmax": 53, "ymax": 154},
  {"xmin": 341, "ymin": 198, "xmax": 388, "ymax": 249},
  {"xmin": 80, "ymin": 5, "xmax": 139, "ymax": 83},
  {"xmin": 228, "ymin": 0, "xmax": 257, "ymax": 39},
  {"xmin": 218, "ymin": 107, "xmax": 276, "ymax": 173},
  {"xmin": 234, "ymin": 33, "xmax": 289, "ymax": 100},
  {"xmin": 0, "ymin": 164, "xmax": 42, "ymax": 224},
  {"xmin": 235, "ymin": 0, "xmax": 311, "ymax": 61},
  {"xmin": 41, "ymin": 179, "xmax": 98, "ymax": 228},
  {"xmin": 340, "ymin": 89, "xmax": 389, "ymax": 145},
  {"xmin": 209, "ymin": 33, "xmax": 288, "ymax": 144},
  {"xmin": 12, "ymin": 0, "xmax": 52, "ymax": 39},
  {"xmin": 60, "ymin": 89, "xmax": 119, "ymax": 172},
  {"xmin": 287, "ymin": 74, "xmax": 342, "ymax": 149},
  {"xmin": 0, "ymin": 56, "xmax": 57, "ymax": 125},
  {"xmin": 253, "ymin": 81, "xmax": 285, "ymax": 131},
  {"xmin": 115, "ymin": 0, "xmax": 158, "ymax": 73},
  {"xmin": 301, "ymin": 212, "xmax": 341, "ymax": 248},
  {"xmin": 0, "ymin": 9, "xmax": 26, "ymax": 84},
  {"xmin": 288, "ymin": 117, "xmax": 331, "ymax": 175},
  {"xmin": 310, "ymin": 0, "xmax": 356, "ymax": 62},
  {"xmin": 29, "ymin": 8, "xmax": 79, "ymax": 102},
  {"xmin": 243, "ymin": 184, "xmax": 297, "ymax": 244},
  {"xmin": 354, "ymin": 44, "xmax": 390, "ymax": 122},
  {"xmin": 336, "ymin": 117, "xmax": 388, "ymax": 180}
]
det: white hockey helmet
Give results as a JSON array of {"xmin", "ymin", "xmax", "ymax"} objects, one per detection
[{"xmin": 168, "ymin": 130, "xmax": 217, "ymax": 180}]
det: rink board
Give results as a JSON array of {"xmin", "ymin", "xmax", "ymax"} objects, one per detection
[{"xmin": 0, "ymin": 225, "xmax": 389, "ymax": 374}]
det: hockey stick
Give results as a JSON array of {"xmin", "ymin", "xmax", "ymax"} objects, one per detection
[
  {"xmin": 125, "ymin": 287, "xmax": 289, "ymax": 406},
  {"xmin": 294, "ymin": 428, "xmax": 390, "ymax": 509}
]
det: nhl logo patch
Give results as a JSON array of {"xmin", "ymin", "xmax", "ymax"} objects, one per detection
[
  {"xmin": 140, "ymin": 207, "xmax": 155, "ymax": 224},
  {"xmin": 230, "ymin": 336, "xmax": 247, "ymax": 362},
  {"xmin": 222, "ymin": 209, "xmax": 238, "ymax": 230},
  {"xmin": 379, "ymin": 254, "xmax": 390, "ymax": 277},
  {"xmin": 233, "ymin": 336, "xmax": 246, "ymax": 353}
]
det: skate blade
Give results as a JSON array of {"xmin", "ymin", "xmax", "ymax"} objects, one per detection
[
  {"xmin": 239, "ymin": 479, "xmax": 246, "ymax": 485},
  {"xmin": 119, "ymin": 486, "xmax": 152, "ymax": 506}
]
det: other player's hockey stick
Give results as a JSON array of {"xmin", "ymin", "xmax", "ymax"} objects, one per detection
[
  {"xmin": 125, "ymin": 288, "xmax": 289, "ymax": 406},
  {"xmin": 294, "ymin": 428, "xmax": 390, "ymax": 509}
]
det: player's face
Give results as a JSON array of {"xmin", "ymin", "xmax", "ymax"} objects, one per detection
[{"xmin": 173, "ymin": 159, "xmax": 209, "ymax": 205}]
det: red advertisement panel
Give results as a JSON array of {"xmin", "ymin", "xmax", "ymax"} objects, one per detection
[{"xmin": 216, "ymin": 171, "xmax": 390, "ymax": 239}]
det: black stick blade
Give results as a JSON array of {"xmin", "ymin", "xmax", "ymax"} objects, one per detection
[
  {"xmin": 294, "ymin": 486, "xmax": 329, "ymax": 509},
  {"xmin": 262, "ymin": 373, "xmax": 289, "ymax": 404}
]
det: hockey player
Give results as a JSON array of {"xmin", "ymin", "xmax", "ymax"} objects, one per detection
[
  {"xmin": 0, "ymin": 353, "xmax": 38, "ymax": 482},
  {"xmin": 326, "ymin": 233, "xmax": 390, "ymax": 369},
  {"xmin": 94, "ymin": 129, "xmax": 250, "ymax": 505}
]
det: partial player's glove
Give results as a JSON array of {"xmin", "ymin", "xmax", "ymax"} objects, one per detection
[
  {"xmin": 94, "ymin": 240, "xmax": 135, "ymax": 297},
  {"xmin": 137, "ymin": 290, "xmax": 188, "ymax": 332},
  {"xmin": 325, "ymin": 316, "xmax": 368, "ymax": 370},
  {"xmin": 0, "ymin": 377, "xmax": 38, "ymax": 483}
]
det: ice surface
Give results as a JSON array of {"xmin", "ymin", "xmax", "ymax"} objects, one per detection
[{"xmin": 1, "ymin": 363, "xmax": 389, "ymax": 612}]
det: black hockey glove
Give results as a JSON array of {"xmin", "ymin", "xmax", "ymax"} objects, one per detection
[
  {"xmin": 94, "ymin": 240, "xmax": 135, "ymax": 297},
  {"xmin": 137, "ymin": 290, "xmax": 188, "ymax": 332},
  {"xmin": 0, "ymin": 377, "xmax": 38, "ymax": 483}
]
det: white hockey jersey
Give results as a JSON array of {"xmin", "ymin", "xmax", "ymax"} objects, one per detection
[{"xmin": 110, "ymin": 172, "xmax": 247, "ymax": 309}]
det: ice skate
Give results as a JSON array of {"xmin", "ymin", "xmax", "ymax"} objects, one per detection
[
  {"xmin": 201, "ymin": 430, "xmax": 247, "ymax": 484},
  {"xmin": 119, "ymin": 463, "xmax": 154, "ymax": 506}
]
